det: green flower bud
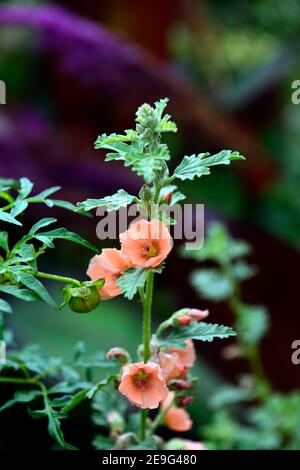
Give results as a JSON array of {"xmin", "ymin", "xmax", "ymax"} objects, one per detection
[{"xmin": 68, "ymin": 285, "xmax": 100, "ymax": 313}]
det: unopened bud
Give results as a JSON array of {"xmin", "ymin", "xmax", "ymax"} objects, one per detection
[
  {"xmin": 176, "ymin": 395, "xmax": 194, "ymax": 408},
  {"xmin": 168, "ymin": 379, "xmax": 193, "ymax": 391},
  {"xmin": 150, "ymin": 335, "xmax": 160, "ymax": 355},
  {"xmin": 161, "ymin": 192, "xmax": 172, "ymax": 205},
  {"xmin": 107, "ymin": 411, "xmax": 124, "ymax": 436},
  {"xmin": 172, "ymin": 315, "xmax": 192, "ymax": 327},
  {"xmin": 188, "ymin": 308, "xmax": 209, "ymax": 321},
  {"xmin": 106, "ymin": 347, "xmax": 130, "ymax": 364}
]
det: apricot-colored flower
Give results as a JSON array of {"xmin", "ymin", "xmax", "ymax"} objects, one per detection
[
  {"xmin": 87, "ymin": 248, "xmax": 130, "ymax": 300},
  {"xmin": 161, "ymin": 392, "xmax": 192, "ymax": 432},
  {"xmin": 119, "ymin": 362, "xmax": 168, "ymax": 409},
  {"xmin": 120, "ymin": 219, "xmax": 172, "ymax": 268},
  {"xmin": 160, "ymin": 340, "xmax": 196, "ymax": 382}
]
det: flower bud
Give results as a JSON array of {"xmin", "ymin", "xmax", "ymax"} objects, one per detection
[
  {"xmin": 107, "ymin": 411, "xmax": 125, "ymax": 436},
  {"xmin": 106, "ymin": 347, "xmax": 130, "ymax": 364},
  {"xmin": 161, "ymin": 192, "xmax": 172, "ymax": 205},
  {"xmin": 168, "ymin": 379, "xmax": 194, "ymax": 391},
  {"xmin": 188, "ymin": 308, "xmax": 209, "ymax": 321},
  {"xmin": 172, "ymin": 315, "xmax": 192, "ymax": 327},
  {"xmin": 68, "ymin": 286, "xmax": 100, "ymax": 313},
  {"xmin": 176, "ymin": 395, "xmax": 194, "ymax": 408}
]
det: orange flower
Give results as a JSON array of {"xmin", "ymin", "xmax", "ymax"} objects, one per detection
[
  {"xmin": 120, "ymin": 219, "xmax": 172, "ymax": 268},
  {"xmin": 119, "ymin": 362, "xmax": 168, "ymax": 409},
  {"xmin": 160, "ymin": 340, "xmax": 196, "ymax": 382},
  {"xmin": 87, "ymin": 248, "xmax": 130, "ymax": 300},
  {"xmin": 161, "ymin": 392, "xmax": 192, "ymax": 432}
]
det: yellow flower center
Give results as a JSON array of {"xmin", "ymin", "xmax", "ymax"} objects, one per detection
[
  {"xmin": 133, "ymin": 370, "xmax": 150, "ymax": 389},
  {"xmin": 143, "ymin": 243, "xmax": 159, "ymax": 259}
]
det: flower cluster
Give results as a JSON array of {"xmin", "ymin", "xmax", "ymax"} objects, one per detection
[
  {"xmin": 87, "ymin": 219, "xmax": 172, "ymax": 299},
  {"xmin": 87, "ymin": 217, "xmax": 206, "ymax": 433}
]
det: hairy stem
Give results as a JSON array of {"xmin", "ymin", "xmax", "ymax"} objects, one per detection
[
  {"xmin": 140, "ymin": 270, "xmax": 155, "ymax": 441},
  {"xmin": 35, "ymin": 271, "xmax": 81, "ymax": 286},
  {"xmin": 148, "ymin": 400, "xmax": 174, "ymax": 435}
]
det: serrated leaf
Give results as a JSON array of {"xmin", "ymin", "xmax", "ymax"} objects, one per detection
[
  {"xmin": 14, "ymin": 272, "xmax": 56, "ymax": 308},
  {"xmin": 77, "ymin": 189, "xmax": 136, "ymax": 213},
  {"xmin": 174, "ymin": 150, "xmax": 245, "ymax": 181},
  {"xmin": 0, "ymin": 231, "xmax": 9, "ymax": 251},
  {"xmin": 164, "ymin": 322, "xmax": 236, "ymax": 348},
  {"xmin": 190, "ymin": 268, "xmax": 234, "ymax": 301},
  {"xmin": 117, "ymin": 268, "xmax": 146, "ymax": 300},
  {"xmin": 0, "ymin": 210, "xmax": 22, "ymax": 226}
]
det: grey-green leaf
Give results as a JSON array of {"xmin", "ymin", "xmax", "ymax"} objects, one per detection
[
  {"xmin": 164, "ymin": 322, "xmax": 236, "ymax": 349},
  {"xmin": 77, "ymin": 189, "xmax": 136, "ymax": 213},
  {"xmin": 0, "ymin": 210, "xmax": 22, "ymax": 226},
  {"xmin": 174, "ymin": 150, "xmax": 244, "ymax": 181},
  {"xmin": 117, "ymin": 268, "xmax": 146, "ymax": 300}
]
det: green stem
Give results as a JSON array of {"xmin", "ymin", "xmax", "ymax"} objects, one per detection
[
  {"xmin": 143, "ymin": 271, "xmax": 154, "ymax": 362},
  {"xmin": 148, "ymin": 400, "xmax": 174, "ymax": 435},
  {"xmin": 0, "ymin": 377, "xmax": 36, "ymax": 384},
  {"xmin": 35, "ymin": 271, "xmax": 81, "ymax": 286},
  {"xmin": 140, "ymin": 270, "xmax": 155, "ymax": 441}
]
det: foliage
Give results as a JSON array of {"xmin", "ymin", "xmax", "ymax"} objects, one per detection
[
  {"xmin": 184, "ymin": 222, "xmax": 300, "ymax": 450},
  {"xmin": 0, "ymin": 99, "xmax": 244, "ymax": 450}
]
